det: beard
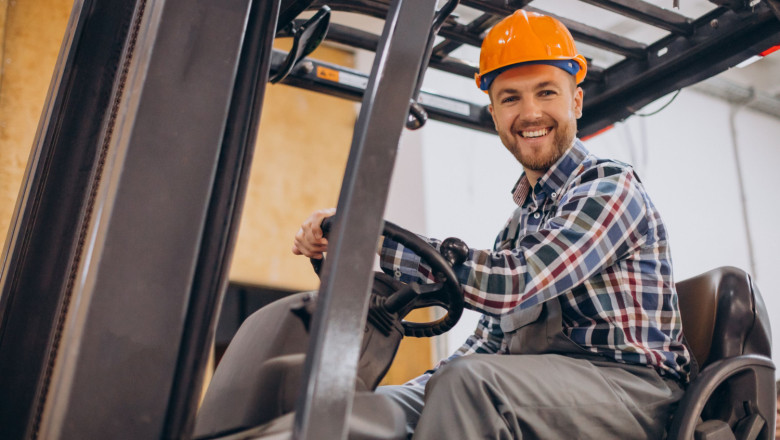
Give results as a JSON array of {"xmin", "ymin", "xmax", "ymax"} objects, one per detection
[{"xmin": 500, "ymin": 117, "xmax": 576, "ymax": 171}]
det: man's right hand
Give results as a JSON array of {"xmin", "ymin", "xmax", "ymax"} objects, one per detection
[{"xmin": 292, "ymin": 208, "xmax": 336, "ymax": 259}]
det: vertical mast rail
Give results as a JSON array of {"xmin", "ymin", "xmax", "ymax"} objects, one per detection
[
  {"xmin": 28, "ymin": 0, "xmax": 262, "ymax": 437},
  {"xmin": 161, "ymin": 0, "xmax": 281, "ymax": 438},
  {"xmin": 292, "ymin": 0, "xmax": 438, "ymax": 439}
]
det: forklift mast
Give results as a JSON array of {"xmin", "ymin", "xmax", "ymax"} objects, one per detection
[{"xmin": 0, "ymin": 0, "xmax": 778, "ymax": 439}]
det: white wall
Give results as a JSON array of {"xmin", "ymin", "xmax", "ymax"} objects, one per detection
[
  {"xmin": 585, "ymin": 92, "xmax": 780, "ymax": 376},
  {"xmin": 385, "ymin": 67, "xmax": 780, "ymax": 378}
]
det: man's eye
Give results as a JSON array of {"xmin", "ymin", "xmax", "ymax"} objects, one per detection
[
  {"xmin": 540, "ymin": 90, "xmax": 556, "ymax": 97},
  {"xmin": 501, "ymin": 96, "xmax": 518, "ymax": 103}
]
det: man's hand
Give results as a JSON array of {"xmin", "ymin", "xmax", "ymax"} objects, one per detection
[{"xmin": 292, "ymin": 208, "xmax": 336, "ymax": 259}]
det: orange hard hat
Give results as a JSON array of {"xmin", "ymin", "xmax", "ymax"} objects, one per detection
[{"xmin": 475, "ymin": 10, "xmax": 587, "ymax": 92}]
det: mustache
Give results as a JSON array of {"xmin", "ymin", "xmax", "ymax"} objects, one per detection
[{"xmin": 511, "ymin": 118, "xmax": 555, "ymax": 132}]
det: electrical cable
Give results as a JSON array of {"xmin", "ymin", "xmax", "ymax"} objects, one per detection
[
  {"xmin": 635, "ymin": 89, "xmax": 682, "ymax": 117},
  {"xmin": 728, "ymin": 101, "xmax": 758, "ymax": 279}
]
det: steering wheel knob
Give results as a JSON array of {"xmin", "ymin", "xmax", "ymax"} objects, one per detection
[{"xmin": 440, "ymin": 237, "xmax": 469, "ymax": 266}]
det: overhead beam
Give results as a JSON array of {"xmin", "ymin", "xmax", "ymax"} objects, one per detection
[
  {"xmin": 455, "ymin": 1, "xmax": 648, "ymax": 58},
  {"xmin": 579, "ymin": 3, "xmax": 780, "ymax": 136},
  {"xmin": 577, "ymin": 0, "xmax": 693, "ymax": 35},
  {"xmin": 273, "ymin": 50, "xmax": 495, "ymax": 133}
]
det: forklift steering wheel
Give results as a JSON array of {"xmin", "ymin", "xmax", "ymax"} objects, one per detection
[{"xmin": 311, "ymin": 217, "xmax": 465, "ymax": 337}]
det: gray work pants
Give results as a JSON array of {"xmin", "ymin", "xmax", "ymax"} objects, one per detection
[{"xmin": 377, "ymin": 298, "xmax": 684, "ymax": 439}]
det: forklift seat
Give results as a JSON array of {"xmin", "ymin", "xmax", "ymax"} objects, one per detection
[
  {"xmin": 193, "ymin": 292, "xmax": 406, "ymax": 440},
  {"xmin": 668, "ymin": 266, "xmax": 775, "ymax": 440}
]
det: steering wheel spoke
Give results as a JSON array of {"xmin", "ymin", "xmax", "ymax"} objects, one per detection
[
  {"xmin": 411, "ymin": 283, "xmax": 450, "ymax": 308},
  {"xmin": 384, "ymin": 282, "xmax": 446, "ymax": 316}
]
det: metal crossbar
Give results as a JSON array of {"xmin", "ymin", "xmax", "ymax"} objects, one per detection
[
  {"xmin": 286, "ymin": 0, "xmax": 780, "ymax": 136},
  {"xmin": 577, "ymin": 0, "xmax": 693, "ymax": 34}
]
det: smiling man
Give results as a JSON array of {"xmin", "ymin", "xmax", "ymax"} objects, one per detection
[
  {"xmin": 489, "ymin": 63, "xmax": 582, "ymax": 188},
  {"xmin": 293, "ymin": 10, "xmax": 691, "ymax": 439}
]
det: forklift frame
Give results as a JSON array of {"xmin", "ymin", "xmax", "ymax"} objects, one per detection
[{"xmin": 1, "ymin": 0, "xmax": 778, "ymax": 439}]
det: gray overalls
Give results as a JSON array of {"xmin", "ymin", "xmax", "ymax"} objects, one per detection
[{"xmin": 378, "ymin": 297, "xmax": 684, "ymax": 439}]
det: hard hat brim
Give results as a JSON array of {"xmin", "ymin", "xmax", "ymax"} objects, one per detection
[{"xmin": 475, "ymin": 54, "xmax": 588, "ymax": 93}]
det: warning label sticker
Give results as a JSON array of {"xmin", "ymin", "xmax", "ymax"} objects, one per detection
[
  {"xmin": 316, "ymin": 66, "xmax": 339, "ymax": 82},
  {"xmin": 316, "ymin": 66, "xmax": 368, "ymax": 89}
]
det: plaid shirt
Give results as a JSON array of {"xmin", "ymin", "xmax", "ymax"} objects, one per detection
[{"xmin": 379, "ymin": 140, "xmax": 691, "ymax": 386}]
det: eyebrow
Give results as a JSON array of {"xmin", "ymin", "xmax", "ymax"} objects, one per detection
[
  {"xmin": 495, "ymin": 81, "xmax": 563, "ymax": 96},
  {"xmin": 535, "ymin": 81, "xmax": 561, "ymax": 90},
  {"xmin": 494, "ymin": 87, "xmax": 519, "ymax": 98}
]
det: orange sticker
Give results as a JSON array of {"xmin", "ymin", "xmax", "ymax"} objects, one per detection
[{"xmin": 316, "ymin": 66, "xmax": 339, "ymax": 82}]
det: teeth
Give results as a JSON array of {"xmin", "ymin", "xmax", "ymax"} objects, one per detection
[{"xmin": 521, "ymin": 128, "xmax": 549, "ymax": 138}]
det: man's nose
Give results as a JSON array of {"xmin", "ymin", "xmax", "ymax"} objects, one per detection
[{"xmin": 518, "ymin": 98, "xmax": 543, "ymax": 121}]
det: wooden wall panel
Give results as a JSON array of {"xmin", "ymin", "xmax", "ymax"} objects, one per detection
[
  {"xmin": 228, "ymin": 42, "xmax": 355, "ymax": 292},
  {"xmin": 0, "ymin": 0, "xmax": 73, "ymax": 247},
  {"xmin": 379, "ymin": 308, "xmax": 434, "ymax": 385}
]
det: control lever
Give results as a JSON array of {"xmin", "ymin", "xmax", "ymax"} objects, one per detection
[
  {"xmin": 270, "ymin": 6, "xmax": 331, "ymax": 84},
  {"xmin": 406, "ymin": 0, "xmax": 460, "ymax": 130}
]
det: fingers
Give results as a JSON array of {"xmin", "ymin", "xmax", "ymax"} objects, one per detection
[
  {"xmin": 293, "ymin": 230, "xmax": 328, "ymax": 258},
  {"xmin": 292, "ymin": 208, "xmax": 336, "ymax": 258}
]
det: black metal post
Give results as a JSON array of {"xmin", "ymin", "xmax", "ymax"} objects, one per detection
[
  {"xmin": 19, "ymin": 0, "xmax": 261, "ymax": 437},
  {"xmin": 0, "ymin": 0, "xmax": 139, "ymax": 438},
  {"xmin": 161, "ymin": 0, "xmax": 281, "ymax": 438}
]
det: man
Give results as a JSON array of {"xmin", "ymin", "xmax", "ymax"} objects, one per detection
[{"xmin": 293, "ymin": 10, "xmax": 691, "ymax": 439}]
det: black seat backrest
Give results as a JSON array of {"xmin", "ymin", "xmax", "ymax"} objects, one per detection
[{"xmin": 675, "ymin": 266, "xmax": 772, "ymax": 369}]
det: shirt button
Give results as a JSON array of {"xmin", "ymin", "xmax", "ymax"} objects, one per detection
[
  {"xmin": 551, "ymin": 192, "xmax": 557, "ymax": 198},
  {"xmin": 394, "ymin": 268, "xmax": 402, "ymax": 279},
  {"xmin": 533, "ymin": 212, "xmax": 540, "ymax": 219}
]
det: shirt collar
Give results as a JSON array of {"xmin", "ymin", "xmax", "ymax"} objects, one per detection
[{"xmin": 511, "ymin": 139, "xmax": 589, "ymax": 206}]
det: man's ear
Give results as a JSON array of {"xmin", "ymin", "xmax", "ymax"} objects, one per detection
[
  {"xmin": 488, "ymin": 103, "xmax": 498, "ymax": 130},
  {"xmin": 574, "ymin": 87, "xmax": 584, "ymax": 119}
]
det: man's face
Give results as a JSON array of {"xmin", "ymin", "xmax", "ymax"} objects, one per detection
[{"xmin": 488, "ymin": 64, "xmax": 583, "ymax": 173}]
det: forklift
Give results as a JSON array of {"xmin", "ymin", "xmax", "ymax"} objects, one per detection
[{"xmin": 0, "ymin": 0, "xmax": 778, "ymax": 439}]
